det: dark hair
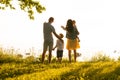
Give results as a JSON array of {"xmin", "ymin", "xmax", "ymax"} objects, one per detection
[
  {"xmin": 48, "ymin": 17, "xmax": 54, "ymax": 23},
  {"xmin": 66, "ymin": 19, "xmax": 73, "ymax": 32}
]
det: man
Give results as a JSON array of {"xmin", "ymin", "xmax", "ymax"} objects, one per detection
[{"xmin": 42, "ymin": 17, "xmax": 63, "ymax": 63}]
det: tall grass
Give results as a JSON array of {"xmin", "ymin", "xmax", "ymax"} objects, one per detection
[
  {"xmin": 0, "ymin": 51, "xmax": 23, "ymax": 63},
  {"xmin": 90, "ymin": 53, "xmax": 115, "ymax": 62},
  {"xmin": 1, "ymin": 47, "xmax": 120, "ymax": 80}
]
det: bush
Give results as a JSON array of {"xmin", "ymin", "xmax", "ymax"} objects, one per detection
[
  {"xmin": 24, "ymin": 56, "xmax": 35, "ymax": 63},
  {"xmin": 90, "ymin": 53, "xmax": 114, "ymax": 62},
  {"xmin": 0, "ymin": 51, "xmax": 23, "ymax": 63},
  {"xmin": 118, "ymin": 56, "xmax": 120, "ymax": 61}
]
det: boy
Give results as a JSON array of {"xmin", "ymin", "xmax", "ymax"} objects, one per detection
[{"xmin": 52, "ymin": 33, "xmax": 64, "ymax": 63}]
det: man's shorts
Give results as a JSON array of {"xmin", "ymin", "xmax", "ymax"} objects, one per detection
[{"xmin": 43, "ymin": 40, "xmax": 53, "ymax": 51}]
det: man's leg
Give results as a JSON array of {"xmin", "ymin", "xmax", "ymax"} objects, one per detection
[
  {"xmin": 42, "ymin": 41, "xmax": 47, "ymax": 63},
  {"xmin": 48, "ymin": 49, "xmax": 52, "ymax": 63},
  {"xmin": 48, "ymin": 41, "xmax": 53, "ymax": 63},
  {"xmin": 42, "ymin": 50, "xmax": 47, "ymax": 63}
]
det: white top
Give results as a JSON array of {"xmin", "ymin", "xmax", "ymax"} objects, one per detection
[{"xmin": 56, "ymin": 39, "xmax": 64, "ymax": 50}]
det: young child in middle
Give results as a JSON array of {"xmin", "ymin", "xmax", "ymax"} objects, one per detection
[{"xmin": 52, "ymin": 33, "xmax": 64, "ymax": 63}]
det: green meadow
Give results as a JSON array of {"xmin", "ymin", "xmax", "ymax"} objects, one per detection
[{"xmin": 1, "ymin": 49, "xmax": 120, "ymax": 80}]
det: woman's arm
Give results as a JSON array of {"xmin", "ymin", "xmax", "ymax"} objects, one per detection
[{"xmin": 61, "ymin": 26, "xmax": 66, "ymax": 30}]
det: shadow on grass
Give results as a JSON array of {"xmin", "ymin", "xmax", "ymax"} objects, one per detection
[
  {"xmin": 0, "ymin": 63, "xmax": 47, "ymax": 79},
  {"xmin": 0, "ymin": 61, "xmax": 72, "ymax": 79},
  {"xmin": 59, "ymin": 63, "xmax": 92, "ymax": 80},
  {"xmin": 59, "ymin": 62, "xmax": 120, "ymax": 80},
  {"xmin": 95, "ymin": 66, "xmax": 120, "ymax": 80}
]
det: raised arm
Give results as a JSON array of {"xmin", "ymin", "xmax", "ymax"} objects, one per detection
[{"xmin": 61, "ymin": 26, "xmax": 66, "ymax": 30}]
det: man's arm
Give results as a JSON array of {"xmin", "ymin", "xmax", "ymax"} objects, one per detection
[
  {"xmin": 53, "ymin": 32, "xmax": 63, "ymax": 43},
  {"xmin": 52, "ymin": 45, "xmax": 57, "ymax": 50}
]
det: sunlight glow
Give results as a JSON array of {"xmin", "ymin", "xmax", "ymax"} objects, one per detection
[{"xmin": 0, "ymin": 0, "xmax": 120, "ymax": 61}]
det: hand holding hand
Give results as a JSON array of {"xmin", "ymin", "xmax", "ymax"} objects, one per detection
[{"xmin": 52, "ymin": 48, "xmax": 55, "ymax": 50}]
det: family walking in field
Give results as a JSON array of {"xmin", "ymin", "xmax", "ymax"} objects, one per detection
[{"xmin": 41, "ymin": 17, "xmax": 80, "ymax": 63}]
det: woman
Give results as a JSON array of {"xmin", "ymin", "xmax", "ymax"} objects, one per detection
[{"xmin": 62, "ymin": 19, "xmax": 80, "ymax": 62}]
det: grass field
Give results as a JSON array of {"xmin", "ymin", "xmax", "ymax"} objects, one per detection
[{"xmin": 1, "ymin": 50, "xmax": 120, "ymax": 80}]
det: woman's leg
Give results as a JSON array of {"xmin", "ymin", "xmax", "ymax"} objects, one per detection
[
  {"xmin": 74, "ymin": 50, "xmax": 77, "ymax": 62},
  {"xmin": 68, "ymin": 50, "xmax": 71, "ymax": 62}
]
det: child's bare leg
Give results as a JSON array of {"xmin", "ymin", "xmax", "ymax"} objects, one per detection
[
  {"xmin": 57, "ymin": 58, "xmax": 59, "ymax": 62},
  {"xmin": 60, "ymin": 58, "xmax": 62, "ymax": 63}
]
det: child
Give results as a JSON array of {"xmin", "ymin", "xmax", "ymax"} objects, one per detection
[
  {"xmin": 72, "ymin": 20, "xmax": 80, "ymax": 42},
  {"xmin": 52, "ymin": 33, "xmax": 64, "ymax": 63}
]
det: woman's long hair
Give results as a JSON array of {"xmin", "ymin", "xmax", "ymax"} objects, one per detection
[{"xmin": 66, "ymin": 19, "xmax": 73, "ymax": 32}]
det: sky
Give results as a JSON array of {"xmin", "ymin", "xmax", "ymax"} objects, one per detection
[{"xmin": 0, "ymin": 0, "xmax": 120, "ymax": 60}]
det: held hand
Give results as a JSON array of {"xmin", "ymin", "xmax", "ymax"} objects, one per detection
[{"xmin": 52, "ymin": 48, "xmax": 55, "ymax": 50}]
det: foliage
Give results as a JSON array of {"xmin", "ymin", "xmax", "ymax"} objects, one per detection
[
  {"xmin": 0, "ymin": 51, "xmax": 23, "ymax": 63},
  {"xmin": 23, "ymin": 56, "xmax": 36, "ymax": 64},
  {"xmin": 90, "ymin": 52, "xmax": 114, "ymax": 62},
  {"xmin": 0, "ymin": 0, "xmax": 45, "ymax": 20},
  {"xmin": 1, "ymin": 50, "xmax": 120, "ymax": 80},
  {"xmin": 1, "ymin": 61, "xmax": 120, "ymax": 80},
  {"xmin": 118, "ymin": 56, "xmax": 120, "ymax": 61},
  {"xmin": 0, "ymin": 0, "xmax": 15, "ymax": 10}
]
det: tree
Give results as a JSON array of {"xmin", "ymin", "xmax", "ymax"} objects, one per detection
[{"xmin": 0, "ymin": 0, "xmax": 45, "ymax": 20}]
